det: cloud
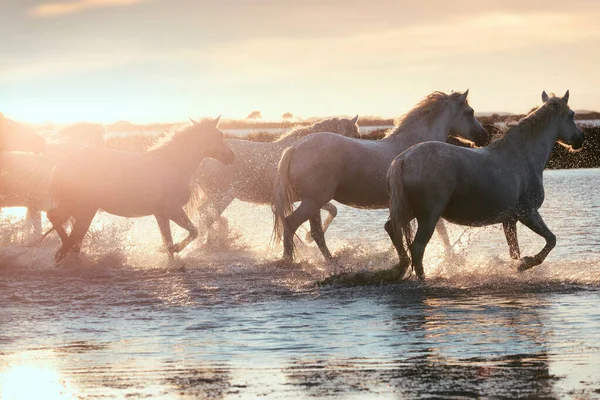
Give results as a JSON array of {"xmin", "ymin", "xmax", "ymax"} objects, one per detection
[
  {"xmin": 203, "ymin": 10, "xmax": 600, "ymax": 83},
  {"xmin": 30, "ymin": 0, "xmax": 148, "ymax": 17}
]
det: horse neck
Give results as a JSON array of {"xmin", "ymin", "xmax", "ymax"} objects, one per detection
[
  {"xmin": 490, "ymin": 115, "xmax": 558, "ymax": 174},
  {"xmin": 382, "ymin": 109, "xmax": 452, "ymax": 150},
  {"xmin": 151, "ymin": 142, "xmax": 206, "ymax": 181},
  {"xmin": 519, "ymin": 117, "xmax": 561, "ymax": 173}
]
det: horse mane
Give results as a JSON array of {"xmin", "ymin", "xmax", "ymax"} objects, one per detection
[
  {"xmin": 488, "ymin": 95, "xmax": 569, "ymax": 149},
  {"xmin": 386, "ymin": 91, "xmax": 465, "ymax": 138},
  {"xmin": 148, "ymin": 118, "xmax": 213, "ymax": 154},
  {"xmin": 275, "ymin": 117, "xmax": 349, "ymax": 142}
]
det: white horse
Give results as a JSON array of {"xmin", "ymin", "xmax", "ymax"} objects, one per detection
[
  {"xmin": 42, "ymin": 117, "xmax": 234, "ymax": 263},
  {"xmin": 273, "ymin": 90, "xmax": 490, "ymax": 261},
  {"xmin": 192, "ymin": 116, "xmax": 360, "ymax": 242},
  {"xmin": 387, "ymin": 91, "xmax": 584, "ymax": 279}
]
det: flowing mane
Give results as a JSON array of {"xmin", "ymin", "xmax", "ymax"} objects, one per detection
[
  {"xmin": 275, "ymin": 117, "xmax": 356, "ymax": 142},
  {"xmin": 148, "ymin": 119, "xmax": 212, "ymax": 155},
  {"xmin": 385, "ymin": 91, "xmax": 465, "ymax": 138},
  {"xmin": 488, "ymin": 95, "xmax": 568, "ymax": 149}
]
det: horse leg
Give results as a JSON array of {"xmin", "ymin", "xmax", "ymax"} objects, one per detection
[
  {"xmin": 169, "ymin": 209, "xmax": 199, "ymax": 253},
  {"xmin": 517, "ymin": 210, "xmax": 555, "ymax": 271},
  {"xmin": 308, "ymin": 210, "xmax": 333, "ymax": 261},
  {"xmin": 155, "ymin": 215, "xmax": 175, "ymax": 261},
  {"xmin": 305, "ymin": 202, "xmax": 337, "ymax": 243},
  {"xmin": 410, "ymin": 215, "xmax": 439, "ymax": 280},
  {"xmin": 200, "ymin": 192, "xmax": 234, "ymax": 244},
  {"xmin": 435, "ymin": 220, "xmax": 451, "ymax": 251},
  {"xmin": 47, "ymin": 207, "xmax": 71, "ymax": 245},
  {"xmin": 282, "ymin": 201, "xmax": 322, "ymax": 262},
  {"xmin": 502, "ymin": 219, "xmax": 520, "ymax": 259},
  {"xmin": 55, "ymin": 209, "xmax": 96, "ymax": 264},
  {"xmin": 384, "ymin": 219, "xmax": 411, "ymax": 277}
]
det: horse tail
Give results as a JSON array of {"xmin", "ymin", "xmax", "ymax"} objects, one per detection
[
  {"xmin": 26, "ymin": 226, "xmax": 56, "ymax": 247},
  {"xmin": 184, "ymin": 180, "xmax": 205, "ymax": 225},
  {"xmin": 387, "ymin": 157, "xmax": 413, "ymax": 262},
  {"xmin": 272, "ymin": 146, "xmax": 296, "ymax": 246}
]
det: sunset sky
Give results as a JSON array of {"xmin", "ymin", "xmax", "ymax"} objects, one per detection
[{"xmin": 1, "ymin": 0, "xmax": 599, "ymax": 123}]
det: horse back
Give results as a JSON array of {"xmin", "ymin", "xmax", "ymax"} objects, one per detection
[{"xmin": 289, "ymin": 133, "xmax": 395, "ymax": 208}]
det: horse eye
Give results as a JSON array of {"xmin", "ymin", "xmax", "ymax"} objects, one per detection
[{"xmin": 570, "ymin": 110, "xmax": 575, "ymax": 118}]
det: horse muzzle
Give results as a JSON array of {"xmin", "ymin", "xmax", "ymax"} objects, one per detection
[
  {"xmin": 474, "ymin": 126, "xmax": 493, "ymax": 147},
  {"xmin": 571, "ymin": 136, "xmax": 584, "ymax": 151}
]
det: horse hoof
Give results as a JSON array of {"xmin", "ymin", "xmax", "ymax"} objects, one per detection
[
  {"xmin": 518, "ymin": 256, "xmax": 537, "ymax": 272},
  {"xmin": 395, "ymin": 260, "xmax": 411, "ymax": 281},
  {"xmin": 54, "ymin": 249, "xmax": 69, "ymax": 264},
  {"xmin": 169, "ymin": 243, "xmax": 184, "ymax": 253},
  {"xmin": 274, "ymin": 257, "xmax": 293, "ymax": 267}
]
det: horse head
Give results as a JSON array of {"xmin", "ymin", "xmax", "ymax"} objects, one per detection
[
  {"xmin": 448, "ymin": 90, "xmax": 491, "ymax": 147},
  {"xmin": 340, "ymin": 114, "xmax": 360, "ymax": 138},
  {"xmin": 542, "ymin": 90, "xmax": 584, "ymax": 151},
  {"xmin": 189, "ymin": 116, "xmax": 235, "ymax": 165}
]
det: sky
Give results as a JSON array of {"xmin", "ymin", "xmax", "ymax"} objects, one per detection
[{"xmin": 1, "ymin": 0, "xmax": 600, "ymax": 123}]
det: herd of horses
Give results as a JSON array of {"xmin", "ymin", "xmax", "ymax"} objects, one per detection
[{"xmin": 0, "ymin": 90, "xmax": 584, "ymax": 280}]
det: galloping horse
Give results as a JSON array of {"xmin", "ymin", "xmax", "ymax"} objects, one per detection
[
  {"xmin": 43, "ymin": 117, "xmax": 234, "ymax": 263},
  {"xmin": 386, "ymin": 91, "xmax": 584, "ymax": 279},
  {"xmin": 192, "ymin": 116, "xmax": 360, "ymax": 243},
  {"xmin": 273, "ymin": 91, "xmax": 490, "ymax": 261}
]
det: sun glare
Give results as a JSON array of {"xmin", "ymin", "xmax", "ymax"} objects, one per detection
[{"xmin": 0, "ymin": 365, "xmax": 76, "ymax": 400}]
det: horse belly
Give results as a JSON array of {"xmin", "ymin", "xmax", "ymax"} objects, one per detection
[
  {"xmin": 443, "ymin": 196, "xmax": 514, "ymax": 226},
  {"xmin": 334, "ymin": 184, "xmax": 388, "ymax": 209},
  {"xmin": 54, "ymin": 173, "xmax": 176, "ymax": 218}
]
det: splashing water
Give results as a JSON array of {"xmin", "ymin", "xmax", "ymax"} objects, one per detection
[{"xmin": 1, "ymin": 169, "xmax": 600, "ymax": 398}]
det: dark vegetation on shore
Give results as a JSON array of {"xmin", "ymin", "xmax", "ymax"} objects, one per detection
[
  {"xmin": 102, "ymin": 123, "xmax": 600, "ymax": 170},
  {"xmin": 4, "ymin": 113, "xmax": 598, "ymax": 169}
]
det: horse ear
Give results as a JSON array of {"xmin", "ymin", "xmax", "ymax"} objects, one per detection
[
  {"xmin": 351, "ymin": 114, "xmax": 359, "ymax": 124},
  {"xmin": 562, "ymin": 90, "xmax": 570, "ymax": 104},
  {"xmin": 458, "ymin": 89, "xmax": 469, "ymax": 103},
  {"xmin": 542, "ymin": 91, "xmax": 550, "ymax": 103},
  {"xmin": 213, "ymin": 115, "xmax": 221, "ymax": 127},
  {"xmin": 189, "ymin": 117, "xmax": 198, "ymax": 124}
]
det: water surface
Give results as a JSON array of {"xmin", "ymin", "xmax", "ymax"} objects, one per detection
[{"xmin": 1, "ymin": 169, "xmax": 600, "ymax": 399}]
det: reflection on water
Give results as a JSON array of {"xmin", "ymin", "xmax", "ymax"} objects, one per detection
[
  {"xmin": 0, "ymin": 351, "xmax": 76, "ymax": 400},
  {"xmin": 1, "ymin": 169, "xmax": 600, "ymax": 398}
]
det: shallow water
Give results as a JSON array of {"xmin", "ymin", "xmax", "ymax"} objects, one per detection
[{"xmin": 1, "ymin": 169, "xmax": 600, "ymax": 399}]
